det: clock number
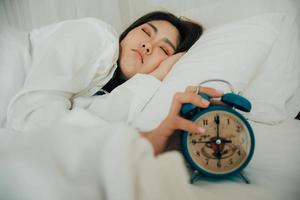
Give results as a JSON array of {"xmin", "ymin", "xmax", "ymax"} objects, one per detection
[
  {"xmin": 236, "ymin": 125, "xmax": 241, "ymax": 133},
  {"xmin": 196, "ymin": 151, "xmax": 201, "ymax": 157},
  {"xmin": 191, "ymin": 139, "xmax": 197, "ymax": 145},
  {"xmin": 205, "ymin": 158, "xmax": 209, "ymax": 165},
  {"xmin": 228, "ymin": 158, "xmax": 233, "ymax": 165},
  {"xmin": 241, "ymin": 137, "xmax": 245, "ymax": 144},
  {"xmin": 217, "ymin": 160, "xmax": 222, "ymax": 168},
  {"xmin": 237, "ymin": 149, "xmax": 241, "ymax": 156},
  {"xmin": 203, "ymin": 119, "xmax": 208, "ymax": 126},
  {"xmin": 201, "ymin": 134, "xmax": 210, "ymax": 139},
  {"xmin": 227, "ymin": 118, "xmax": 230, "ymax": 125}
]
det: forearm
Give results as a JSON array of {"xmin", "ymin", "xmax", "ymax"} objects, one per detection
[
  {"xmin": 140, "ymin": 130, "xmax": 168, "ymax": 156},
  {"xmin": 140, "ymin": 118, "xmax": 174, "ymax": 156}
]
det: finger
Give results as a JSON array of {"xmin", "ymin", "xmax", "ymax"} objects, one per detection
[
  {"xmin": 158, "ymin": 52, "xmax": 185, "ymax": 71},
  {"xmin": 199, "ymin": 86, "xmax": 223, "ymax": 97},
  {"xmin": 169, "ymin": 52, "xmax": 185, "ymax": 62},
  {"xmin": 184, "ymin": 85, "xmax": 223, "ymax": 97},
  {"xmin": 176, "ymin": 117, "xmax": 205, "ymax": 134},
  {"xmin": 184, "ymin": 85, "xmax": 199, "ymax": 93},
  {"xmin": 170, "ymin": 92, "xmax": 210, "ymax": 115},
  {"xmin": 173, "ymin": 52, "xmax": 185, "ymax": 57}
]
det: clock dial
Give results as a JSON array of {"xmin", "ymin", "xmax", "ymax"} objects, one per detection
[{"xmin": 186, "ymin": 110, "xmax": 251, "ymax": 174}]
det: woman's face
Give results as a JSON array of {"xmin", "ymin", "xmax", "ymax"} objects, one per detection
[{"xmin": 119, "ymin": 20, "xmax": 180, "ymax": 79}]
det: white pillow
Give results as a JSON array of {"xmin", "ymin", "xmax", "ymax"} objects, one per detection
[
  {"xmin": 131, "ymin": 13, "xmax": 285, "ymax": 131},
  {"xmin": 243, "ymin": 11, "xmax": 300, "ymax": 124}
]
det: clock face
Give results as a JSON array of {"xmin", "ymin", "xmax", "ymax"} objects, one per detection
[{"xmin": 185, "ymin": 110, "xmax": 253, "ymax": 175}]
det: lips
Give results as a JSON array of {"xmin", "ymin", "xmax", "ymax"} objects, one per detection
[{"xmin": 132, "ymin": 49, "xmax": 143, "ymax": 63}]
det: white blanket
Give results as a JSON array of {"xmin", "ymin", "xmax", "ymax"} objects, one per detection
[
  {"xmin": 6, "ymin": 17, "xmax": 120, "ymax": 130},
  {"xmin": 0, "ymin": 113, "xmax": 196, "ymax": 200},
  {"xmin": 1, "ymin": 118, "xmax": 299, "ymax": 200}
]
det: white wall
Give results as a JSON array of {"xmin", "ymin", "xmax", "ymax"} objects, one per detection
[
  {"xmin": 0, "ymin": 0, "xmax": 123, "ymax": 33},
  {"xmin": 0, "ymin": 0, "xmax": 299, "ymax": 34},
  {"xmin": 124, "ymin": 0, "xmax": 300, "ymax": 29}
]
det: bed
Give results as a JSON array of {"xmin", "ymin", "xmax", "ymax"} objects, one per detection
[
  {"xmin": 0, "ymin": 119, "xmax": 299, "ymax": 200},
  {"xmin": 0, "ymin": 0, "xmax": 300, "ymax": 200}
]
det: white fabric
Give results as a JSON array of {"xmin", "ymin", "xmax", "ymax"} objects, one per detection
[
  {"xmin": 25, "ymin": 17, "xmax": 118, "ymax": 96},
  {"xmin": 1, "ymin": 119, "xmax": 299, "ymax": 200},
  {"xmin": 243, "ymin": 11, "xmax": 300, "ymax": 124},
  {"xmin": 6, "ymin": 18, "xmax": 120, "ymax": 130},
  {"xmin": 132, "ymin": 13, "xmax": 283, "ymax": 131},
  {"xmin": 0, "ymin": 30, "xmax": 30, "ymax": 127},
  {"xmin": 75, "ymin": 74, "xmax": 161, "ymax": 125},
  {"xmin": 0, "ymin": 119, "xmax": 195, "ymax": 200},
  {"xmin": 286, "ymin": 83, "xmax": 300, "ymax": 119}
]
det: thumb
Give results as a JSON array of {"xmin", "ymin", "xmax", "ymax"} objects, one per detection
[{"xmin": 171, "ymin": 52, "xmax": 186, "ymax": 62}]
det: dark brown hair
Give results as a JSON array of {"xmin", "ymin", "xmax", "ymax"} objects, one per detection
[
  {"xmin": 96, "ymin": 11, "xmax": 203, "ymax": 95},
  {"xmin": 119, "ymin": 11, "xmax": 203, "ymax": 53}
]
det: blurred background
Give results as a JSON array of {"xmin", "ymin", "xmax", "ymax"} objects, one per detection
[{"xmin": 0, "ymin": 0, "xmax": 299, "ymax": 34}]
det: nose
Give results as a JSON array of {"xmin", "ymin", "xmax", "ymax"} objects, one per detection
[{"xmin": 142, "ymin": 43, "xmax": 152, "ymax": 55}]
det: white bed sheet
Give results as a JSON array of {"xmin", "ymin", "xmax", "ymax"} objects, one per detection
[
  {"xmin": 0, "ymin": 119, "xmax": 299, "ymax": 200},
  {"xmin": 190, "ymin": 119, "xmax": 300, "ymax": 200}
]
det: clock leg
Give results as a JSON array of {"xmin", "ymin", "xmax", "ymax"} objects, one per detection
[
  {"xmin": 239, "ymin": 171, "xmax": 250, "ymax": 184},
  {"xmin": 190, "ymin": 170, "xmax": 202, "ymax": 184}
]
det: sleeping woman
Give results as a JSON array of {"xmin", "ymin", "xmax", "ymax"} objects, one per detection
[
  {"xmin": 7, "ymin": 11, "xmax": 222, "ymax": 155},
  {"xmin": 2, "ymin": 11, "xmax": 222, "ymax": 200}
]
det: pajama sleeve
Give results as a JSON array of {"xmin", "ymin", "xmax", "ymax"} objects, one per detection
[
  {"xmin": 6, "ymin": 18, "xmax": 119, "ymax": 131},
  {"xmin": 77, "ymin": 73, "xmax": 161, "ymax": 125}
]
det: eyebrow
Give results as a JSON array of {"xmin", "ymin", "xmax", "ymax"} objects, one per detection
[{"xmin": 147, "ymin": 22, "xmax": 176, "ymax": 52}]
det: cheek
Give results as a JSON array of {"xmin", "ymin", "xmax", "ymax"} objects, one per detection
[{"xmin": 122, "ymin": 30, "xmax": 142, "ymax": 47}]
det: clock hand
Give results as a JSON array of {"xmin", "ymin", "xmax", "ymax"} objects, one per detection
[
  {"xmin": 215, "ymin": 144, "xmax": 222, "ymax": 168},
  {"xmin": 214, "ymin": 115, "xmax": 220, "ymax": 138},
  {"xmin": 213, "ymin": 115, "xmax": 228, "ymax": 163},
  {"xmin": 216, "ymin": 142, "xmax": 222, "ymax": 159},
  {"xmin": 191, "ymin": 137, "xmax": 232, "ymax": 145},
  {"xmin": 221, "ymin": 138, "xmax": 232, "ymax": 143}
]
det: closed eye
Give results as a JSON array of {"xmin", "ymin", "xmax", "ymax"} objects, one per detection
[
  {"xmin": 160, "ymin": 47, "xmax": 169, "ymax": 55},
  {"xmin": 142, "ymin": 28, "xmax": 150, "ymax": 37}
]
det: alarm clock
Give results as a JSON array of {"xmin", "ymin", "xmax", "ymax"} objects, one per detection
[{"xmin": 180, "ymin": 79, "xmax": 255, "ymax": 184}]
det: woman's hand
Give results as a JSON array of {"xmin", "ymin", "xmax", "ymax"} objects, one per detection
[
  {"xmin": 149, "ymin": 52, "xmax": 185, "ymax": 81},
  {"xmin": 140, "ymin": 86, "xmax": 223, "ymax": 156}
]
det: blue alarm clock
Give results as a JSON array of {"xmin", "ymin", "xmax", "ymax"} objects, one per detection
[{"xmin": 180, "ymin": 79, "xmax": 255, "ymax": 184}]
